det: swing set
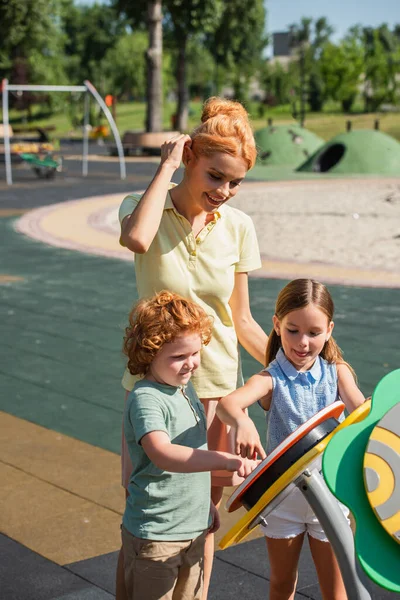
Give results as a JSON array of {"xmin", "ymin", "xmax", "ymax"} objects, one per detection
[{"xmin": 1, "ymin": 79, "xmax": 126, "ymax": 185}]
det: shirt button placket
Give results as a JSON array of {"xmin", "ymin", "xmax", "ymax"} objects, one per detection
[{"xmin": 188, "ymin": 233, "xmax": 197, "ymax": 267}]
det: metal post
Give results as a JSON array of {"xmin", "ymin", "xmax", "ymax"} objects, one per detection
[
  {"xmin": 83, "ymin": 92, "xmax": 89, "ymax": 177},
  {"xmin": 2, "ymin": 80, "xmax": 12, "ymax": 185},
  {"xmin": 84, "ymin": 80, "xmax": 126, "ymax": 180},
  {"xmin": 296, "ymin": 469, "xmax": 371, "ymax": 600}
]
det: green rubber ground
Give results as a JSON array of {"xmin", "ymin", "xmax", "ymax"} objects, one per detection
[{"xmin": 2, "ymin": 216, "xmax": 400, "ymax": 451}]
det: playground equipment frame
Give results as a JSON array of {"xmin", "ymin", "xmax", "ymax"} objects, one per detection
[{"xmin": 1, "ymin": 79, "xmax": 126, "ymax": 185}]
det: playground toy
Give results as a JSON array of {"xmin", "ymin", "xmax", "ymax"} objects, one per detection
[
  {"xmin": 323, "ymin": 369, "xmax": 400, "ymax": 592},
  {"xmin": 220, "ymin": 369, "xmax": 400, "ymax": 597},
  {"xmin": 18, "ymin": 152, "xmax": 62, "ymax": 179},
  {"xmin": 1, "ymin": 79, "xmax": 126, "ymax": 185},
  {"xmin": 0, "ymin": 125, "xmax": 61, "ymax": 179},
  {"xmin": 254, "ymin": 124, "xmax": 324, "ymax": 169},
  {"xmin": 297, "ymin": 129, "xmax": 400, "ymax": 175}
]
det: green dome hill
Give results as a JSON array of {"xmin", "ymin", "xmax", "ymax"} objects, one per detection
[
  {"xmin": 297, "ymin": 129, "xmax": 400, "ymax": 175},
  {"xmin": 254, "ymin": 124, "xmax": 324, "ymax": 169}
]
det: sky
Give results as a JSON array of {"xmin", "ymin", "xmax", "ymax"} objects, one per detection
[
  {"xmin": 266, "ymin": 0, "xmax": 399, "ymax": 41},
  {"xmin": 78, "ymin": 0, "xmax": 399, "ymax": 46}
]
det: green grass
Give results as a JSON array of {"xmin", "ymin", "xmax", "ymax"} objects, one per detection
[{"xmin": 4, "ymin": 100, "xmax": 400, "ymax": 143}]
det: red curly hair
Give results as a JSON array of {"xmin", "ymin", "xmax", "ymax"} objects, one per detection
[
  {"xmin": 190, "ymin": 96, "xmax": 257, "ymax": 170},
  {"xmin": 123, "ymin": 291, "xmax": 213, "ymax": 376}
]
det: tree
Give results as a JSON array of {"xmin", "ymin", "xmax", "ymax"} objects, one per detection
[
  {"xmin": 115, "ymin": 0, "xmax": 226, "ymax": 131},
  {"xmin": 289, "ymin": 17, "xmax": 333, "ymax": 122},
  {"xmin": 62, "ymin": 0, "xmax": 126, "ymax": 87},
  {"xmin": 101, "ymin": 32, "xmax": 148, "ymax": 101},
  {"xmin": 319, "ymin": 38, "xmax": 364, "ymax": 112},
  {"xmin": 145, "ymin": 1, "xmax": 163, "ymax": 131},
  {"xmin": 260, "ymin": 61, "xmax": 292, "ymax": 106},
  {"xmin": 164, "ymin": 0, "xmax": 224, "ymax": 130},
  {"xmin": 113, "ymin": 0, "xmax": 163, "ymax": 132},
  {"xmin": 0, "ymin": 0, "xmax": 68, "ymax": 115},
  {"xmin": 206, "ymin": 0, "xmax": 267, "ymax": 104},
  {"xmin": 344, "ymin": 25, "xmax": 400, "ymax": 112},
  {"xmin": 186, "ymin": 37, "xmax": 216, "ymax": 100}
]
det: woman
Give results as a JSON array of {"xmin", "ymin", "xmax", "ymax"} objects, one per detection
[{"xmin": 117, "ymin": 97, "xmax": 268, "ymax": 600}]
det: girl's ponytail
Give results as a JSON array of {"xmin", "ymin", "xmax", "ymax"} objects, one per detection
[{"xmin": 265, "ymin": 329, "xmax": 282, "ymax": 367}]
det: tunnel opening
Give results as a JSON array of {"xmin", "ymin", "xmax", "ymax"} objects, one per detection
[{"xmin": 313, "ymin": 143, "xmax": 346, "ymax": 172}]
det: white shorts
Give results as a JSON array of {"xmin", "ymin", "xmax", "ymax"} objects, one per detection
[{"xmin": 260, "ymin": 485, "xmax": 350, "ymax": 542}]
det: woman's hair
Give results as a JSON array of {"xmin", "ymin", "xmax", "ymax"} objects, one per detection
[
  {"xmin": 123, "ymin": 291, "xmax": 213, "ymax": 376},
  {"xmin": 190, "ymin": 96, "xmax": 257, "ymax": 170},
  {"xmin": 265, "ymin": 278, "xmax": 356, "ymax": 377}
]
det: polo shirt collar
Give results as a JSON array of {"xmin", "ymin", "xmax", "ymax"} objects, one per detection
[
  {"xmin": 166, "ymin": 190, "xmax": 222, "ymax": 221},
  {"xmin": 276, "ymin": 347, "xmax": 322, "ymax": 382}
]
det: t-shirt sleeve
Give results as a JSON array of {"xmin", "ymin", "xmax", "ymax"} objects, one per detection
[
  {"xmin": 128, "ymin": 392, "xmax": 169, "ymax": 444},
  {"xmin": 118, "ymin": 193, "xmax": 142, "ymax": 246},
  {"xmin": 235, "ymin": 215, "xmax": 262, "ymax": 273}
]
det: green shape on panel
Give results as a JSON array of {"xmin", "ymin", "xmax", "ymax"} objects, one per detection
[
  {"xmin": 297, "ymin": 130, "xmax": 400, "ymax": 175},
  {"xmin": 323, "ymin": 369, "xmax": 400, "ymax": 592}
]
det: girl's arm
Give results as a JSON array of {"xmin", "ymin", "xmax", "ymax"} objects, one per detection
[
  {"xmin": 337, "ymin": 363, "xmax": 366, "ymax": 413},
  {"xmin": 216, "ymin": 372, "xmax": 272, "ymax": 459},
  {"xmin": 141, "ymin": 431, "xmax": 254, "ymax": 477},
  {"xmin": 229, "ymin": 272, "xmax": 268, "ymax": 366},
  {"xmin": 120, "ymin": 134, "xmax": 191, "ymax": 253}
]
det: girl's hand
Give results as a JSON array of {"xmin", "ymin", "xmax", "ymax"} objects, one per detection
[
  {"xmin": 160, "ymin": 133, "xmax": 192, "ymax": 170},
  {"xmin": 235, "ymin": 416, "xmax": 266, "ymax": 460},
  {"xmin": 208, "ymin": 501, "xmax": 220, "ymax": 534}
]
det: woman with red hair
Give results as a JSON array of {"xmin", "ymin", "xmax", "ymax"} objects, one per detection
[{"xmin": 117, "ymin": 97, "xmax": 268, "ymax": 599}]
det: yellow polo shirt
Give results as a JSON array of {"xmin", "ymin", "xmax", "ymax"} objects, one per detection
[{"xmin": 119, "ymin": 188, "xmax": 261, "ymax": 398}]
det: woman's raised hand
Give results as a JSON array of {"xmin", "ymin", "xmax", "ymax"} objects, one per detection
[{"xmin": 160, "ymin": 133, "xmax": 192, "ymax": 170}]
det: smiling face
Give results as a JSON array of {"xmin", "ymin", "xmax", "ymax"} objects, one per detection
[
  {"xmin": 183, "ymin": 150, "xmax": 248, "ymax": 213},
  {"xmin": 146, "ymin": 332, "xmax": 202, "ymax": 387},
  {"xmin": 273, "ymin": 303, "xmax": 334, "ymax": 372}
]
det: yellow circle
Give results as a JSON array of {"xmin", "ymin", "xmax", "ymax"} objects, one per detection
[{"xmin": 363, "ymin": 404, "xmax": 400, "ymax": 545}]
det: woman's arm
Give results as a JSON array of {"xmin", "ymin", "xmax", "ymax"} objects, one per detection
[
  {"xmin": 141, "ymin": 431, "xmax": 254, "ymax": 476},
  {"xmin": 216, "ymin": 372, "xmax": 272, "ymax": 459},
  {"xmin": 229, "ymin": 272, "xmax": 268, "ymax": 366},
  {"xmin": 337, "ymin": 363, "xmax": 365, "ymax": 413},
  {"xmin": 120, "ymin": 134, "xmax": 191, "ymax": 253}
]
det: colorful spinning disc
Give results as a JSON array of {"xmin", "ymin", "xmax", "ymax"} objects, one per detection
[
  {"xmin": 219, "ymin": 401, "xmax": 369, "ymax": 550},
  {"xmin": 226, "ymin": 402, "xmax": 345, "ymax": 513}
]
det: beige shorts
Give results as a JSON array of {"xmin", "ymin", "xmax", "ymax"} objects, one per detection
[
  {"xmin": 121, "ymin": 526, "xmax": 206, "ymax": 600},
  {"xmin": 121, "ymin": 393, "xmax": 248, "ymax": 488}
]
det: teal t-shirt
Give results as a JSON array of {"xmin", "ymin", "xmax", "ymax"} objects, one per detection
[{"xmin": 123, "ymin": 379, "xmax": 211, "ymax": 540}]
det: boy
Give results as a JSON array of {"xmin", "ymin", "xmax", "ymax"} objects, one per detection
[{"xmin": 121, "ymin": 290, "xmax": 251, "ymax": 600}]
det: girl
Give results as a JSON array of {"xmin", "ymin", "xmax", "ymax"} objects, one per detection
[
  {"xmin": 121, "ymin": 291, "xmax": 253, "ymax": 600},
  {"xmin": 117, "ymin": 97, "xmax": 268, "ymax": 599},
  {"xmin": 216, "ymin": 279, "xmax": 365, "ymax": 600}
]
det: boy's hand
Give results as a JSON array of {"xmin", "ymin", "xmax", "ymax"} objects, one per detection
[
  {"xmin": 241, "ymin": 457, "xmax": 261, "ymax": 478},
  {"xmin": 160, "ymin": 134, "xmax": 192, "ymax": 170},
  {"xmin": 235, "ymin": 416, "xmax": 266, "ymax": 460},
  {"xmin": 225, "ymin": 455, "xmax": 260, "ymax": 479},
  {"xmin": 208, "ymin": 501, "xmax": 220, "ymax": 534}
]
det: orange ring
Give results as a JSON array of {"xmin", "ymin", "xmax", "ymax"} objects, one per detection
[{"xmin": 227, "ymin": 401, "xmax": 345, "ymax": 512}]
